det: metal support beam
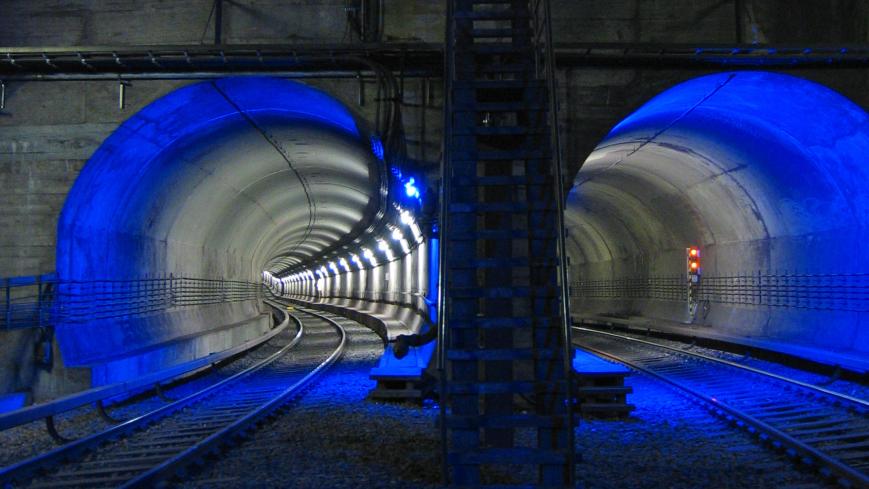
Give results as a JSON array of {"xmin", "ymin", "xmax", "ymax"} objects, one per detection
[
  {"xmin": 214, "ymin": 0, "xmax": 223, "ymax": 45},
  {"xmin": 118, "ymin": 79, "xmax": 126, "ymax": 110},
  {"xmin": 0, "ymin": 42, "xmax": 866, "ymax": 82}
]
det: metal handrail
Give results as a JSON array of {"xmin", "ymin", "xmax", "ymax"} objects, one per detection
[
  {"xmin": 0, "ymin": 299, "xmax": 287, "ymax": 437},
  {"xmin": 1, "ymin": 275, "xmax": 262, "ymax": 330},
  {"xmin": 437, "ymin": 0, "xmax": 454, "ymax": 484},
  {"xmin": 0, "ymin": 300, "xmax": 298, "ymax": 487},
  {"xmin": 532, "ymin": 0, "xmax": 577, "ymax": 482}
]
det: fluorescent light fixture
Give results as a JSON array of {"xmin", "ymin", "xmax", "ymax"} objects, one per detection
[
  {"xmin": 362, "ymin": 247, "xmax": 378, "ymax": 266},
  {"xmin": 377, "ymin": 239, "xmax": 394, "ymax": 261},
  {"xmin": 410, "ymin": 221, "xmax": 423, "ymax": 243}
]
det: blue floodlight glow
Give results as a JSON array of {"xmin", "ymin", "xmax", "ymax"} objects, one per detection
[
  {"xmin": 572, "ymin": 71, "xmax": 869, "ymax": 363},
  {"xmin": 404, "ymin": 177, "xmax": 420, "ymax": 199},
  {"xmin": 370, "ymin": 136, "xmax": 385, "ymax": 161},
  {"xmin": 50, "ymin": 76, "xmax": 375, "ymax": 377}
]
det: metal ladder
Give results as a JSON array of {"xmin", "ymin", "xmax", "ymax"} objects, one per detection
[{"xmin": 439, "ymin": 0, "xmax": 575, "ymax": 486}]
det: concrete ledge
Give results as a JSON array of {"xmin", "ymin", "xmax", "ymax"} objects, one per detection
[
  {"xmin": 574, "ymin": 314, "xmax": 869, "ymax": 375},
  {"xmin": 285, "ymin": 296, "xmax": 429, "ymax": 342},
  {"xmin": 0, "ymin": 300, "xmax": 289, "ymax": 431},
  {"xmin": 90, "ymin": 312, "xmax": 272, "ymax": 386},
  {"xmin": 285, "ymin": 295, "xmax": 436, "ymax": 399}
]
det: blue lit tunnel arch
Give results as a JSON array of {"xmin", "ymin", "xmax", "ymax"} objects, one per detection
[
  {"xmin": 566, "ymin": 71, "xmax": 869, "ymax": 366},
  {"xmin": 54, "ymin": 77, "xmax": 395, "ymax": 374}
]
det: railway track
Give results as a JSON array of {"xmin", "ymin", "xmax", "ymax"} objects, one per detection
[
  {"xmin": 574, "ymin": 326, "xmax": 869, "ymax": 488},
  {"xmin": 0, "ymin": 304, "xmax": 345, "ymax": 489}
]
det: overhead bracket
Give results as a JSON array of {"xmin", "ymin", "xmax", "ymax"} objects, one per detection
[{"xmin": 118, "ymin": 79, "xmax": 130, "ymax": 110}]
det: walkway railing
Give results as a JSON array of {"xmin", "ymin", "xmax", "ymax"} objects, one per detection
[
  {"xmin": 571, "ymin": 272, "xmax": 869, "ymax": 312},
  {"xmin": 1, "ymin": 275, "xmax": 263, "ymax": 330}
]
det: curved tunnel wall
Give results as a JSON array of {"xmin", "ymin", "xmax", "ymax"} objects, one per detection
[
  {"xmin": 54, "ymin": 77, "xmax": 384, "ymax": 384},
  {"xmin": 567, "ymin": 72, "xmax": 869, "ymax": 369},
  {"xmin": 281, "ymin": 240, "xmax": 435, "ymax": 337}
]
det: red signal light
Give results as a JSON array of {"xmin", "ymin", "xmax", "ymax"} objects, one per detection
[{"xmin": 687, "ymin": 246, "xmax": 701, "ymax": 276}]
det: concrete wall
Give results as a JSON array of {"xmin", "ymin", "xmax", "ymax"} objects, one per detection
[
  {"xmin": 1, "ymin": 0, "xmax": 868, "ymax": 395},
  {"xmin": 2, "ymin": 0, "xmax": 866, "ymax": 279},
  {"xmin": 565, "ymin": 72, "xmax": 869, "ymax": 370}
]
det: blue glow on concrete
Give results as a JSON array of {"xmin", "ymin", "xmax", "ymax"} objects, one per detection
[
  {"xmin": 370, "ymin": 136, "xmax": 385, "ymax": 160},
  {"xmin": 54, "ymin": 77, "xmax": 370, "ymax": 378},
  {"xmin": 370, "ymin": 341, "xmax": 435, "ymax": 379},
  {"xmin": 370, "ymin": 237, "xmax": 439, "ymax": 380},
  {"xmin": 572, "ymin": 348, "xmax": 630, "ymax": 374},
  {"xmin": 609, "ymin": 72, "xmax": 869, "ymax": 152},
  {"xmin": 0, "ymin": 393, "xmax": 27, "ymax": 414},
  {"xmin": 585, "ymin": 71, "xmax": 869, "ymax": 359},
  {"xmin": 426, "ymin": 237, "xmax": 439, "ymax": 324},
  {"xmin": 603, "ymin": 71, "xmax": 869, "ymax": 263}
]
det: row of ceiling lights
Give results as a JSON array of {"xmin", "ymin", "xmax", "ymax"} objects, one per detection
[{"xmin": 263, "ymin": 202, "xmax": 423, "ymax": 289}]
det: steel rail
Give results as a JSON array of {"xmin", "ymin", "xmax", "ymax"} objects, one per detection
[
  {"xmin": 120, "ymin": 306, "xmax": 346, "ymax": 488},
  {"xmin": 574, "ymin": 327, "xmax": 869, "ymax": 411},
  {"xmin": 0, "ymin": 313, "xmax": 278, "ymax": 432},
  {"xmin": 573, "ymin": 327, "xmax": 869, "ymax": 488},
  {"xmin": 0, "ymin": 300, "xmax": 302, "ymax": 487}
]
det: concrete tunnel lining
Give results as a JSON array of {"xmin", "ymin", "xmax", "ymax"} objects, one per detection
[
  {"xmin": 53, "ymin": 77, "xmax": 387, "ymax": 380},
  {"xmin": 567, "ymin": 71, "xmax": 869, "ymax": 369}
]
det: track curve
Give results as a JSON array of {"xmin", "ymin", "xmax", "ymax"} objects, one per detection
[{"xmin": 0, "ymin": 304, "xmax": 345, "ymax": 489}]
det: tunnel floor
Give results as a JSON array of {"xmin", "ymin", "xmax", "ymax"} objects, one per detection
[
  {"xmin": 164, "ymin": 317, "xmax": 831, "ymax": 489},
  {"xmin": 0, "ymin": 312, "xmax": 848, "ymax": 487}
]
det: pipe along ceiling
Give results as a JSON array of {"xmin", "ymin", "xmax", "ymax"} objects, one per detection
[
  {"xmin": 54, "ymin": 77, "xmax": 410, "ymax": 372},
  {"xmin": 566, "ymin": 72, "xmax": 869, "ymax": 368}
]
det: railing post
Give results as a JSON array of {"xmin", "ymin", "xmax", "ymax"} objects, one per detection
[
  {"xmin": 36, "ymin": 274, "xmax": 42, "ymax": 328},
  {"xmin": 4, "ymin": 278, "xmax": 10, "ymax": 329}
]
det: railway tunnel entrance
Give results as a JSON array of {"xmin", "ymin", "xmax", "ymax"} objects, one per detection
[
  {"xmin": 566, "ymin": 71, "xmax": 869, "ymax": 373},
  {"xmin": 50, "ymin": 76, "xmax": 430, "ymax": 390}
]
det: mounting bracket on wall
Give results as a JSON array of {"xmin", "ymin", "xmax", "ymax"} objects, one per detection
[{"xmin": 118, "ymin": 79, "xmax": 131, "ymax": 110}]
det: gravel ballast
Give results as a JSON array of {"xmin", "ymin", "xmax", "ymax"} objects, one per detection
[
  {"xmin": 591, "ymin": 328, "xmax": 869, "ymax": 402},
  {"xmin": 0, "ymin": 321, "xmax": 296, "ymax": 469},
  {"xmin": 181, "ymin": 314, "xmax": 829, "ymax": 489},
  {"xmin": 0, "ymin": 310, "xmax": 833, "ymax": 488}
]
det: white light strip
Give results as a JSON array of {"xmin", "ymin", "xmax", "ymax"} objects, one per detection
[{"xmin": 363, "ymin": 247, "xmax": 378, "ymax": 266}]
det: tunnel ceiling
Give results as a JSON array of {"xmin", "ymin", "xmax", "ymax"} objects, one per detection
[
  {"xmin": 57, "ymin": 77, "xmax": 384, "ymax": 282},
  {"xmin": 566, "ymin": 71, "xmax": 869, "ymax": 278}
]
